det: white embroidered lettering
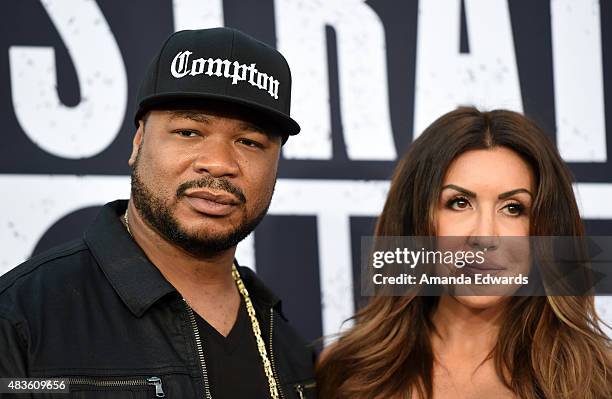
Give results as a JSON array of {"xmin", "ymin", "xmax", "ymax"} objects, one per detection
[{"xmin": 170, "ymin": 51, "xmax": 280, "ymax": 100}]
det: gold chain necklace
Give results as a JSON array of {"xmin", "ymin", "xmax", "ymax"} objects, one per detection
[{"xmin": 123, "ymin": 208, "xmax": 280, "ymax": 399}]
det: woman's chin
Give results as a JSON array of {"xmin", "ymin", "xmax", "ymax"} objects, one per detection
[{"xmin": 453, "ymin": 295, "xmax": 508, "ymax": 310}]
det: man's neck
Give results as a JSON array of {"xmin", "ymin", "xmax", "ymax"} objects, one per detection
[{"xmin": 124, "ymin": 200, "xmax": 241, "ymax": 336}]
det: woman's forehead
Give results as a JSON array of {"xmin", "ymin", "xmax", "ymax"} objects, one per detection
[{"xmin": 442, "ymin": 147, "xmax": 535, "ymax": 192}]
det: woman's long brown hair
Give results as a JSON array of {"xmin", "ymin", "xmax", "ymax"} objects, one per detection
[{"xmin": 316, "ymin": 107, "xmax": 612, "ymax": 399}]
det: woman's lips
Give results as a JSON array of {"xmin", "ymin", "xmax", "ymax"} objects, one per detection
[
  {"xmin": 460, "ymin": 262, "xmax": 507, "ymax": 276},
  {"xmin": 184, "ymin": 189, "xmax": 240, "ymax": 216}
]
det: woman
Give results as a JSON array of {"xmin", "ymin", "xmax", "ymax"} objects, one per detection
[{"xmin": 316, "ymin": 107, "xmax": 611, "ymax": 398}]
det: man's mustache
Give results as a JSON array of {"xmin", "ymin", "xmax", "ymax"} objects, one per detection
[{"xmin": 176, "ymin": 177, "xmax": 246, "ymax": 204}]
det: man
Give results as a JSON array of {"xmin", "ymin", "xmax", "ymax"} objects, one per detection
[{"xmin": 0, "ymin": 27, "xmax": 317, "ymax": 398}]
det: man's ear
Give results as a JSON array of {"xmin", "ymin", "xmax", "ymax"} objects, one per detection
[{"xmin": 128, "ymin": 122, "xmax": 144, "ymax": 167}]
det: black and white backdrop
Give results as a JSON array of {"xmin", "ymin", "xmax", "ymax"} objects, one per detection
[{"xmin": 1, "ymin": 0, "xmax": 611, "ymax": 343}]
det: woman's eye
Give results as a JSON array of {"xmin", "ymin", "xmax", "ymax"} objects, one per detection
[
  {"xmin": 447, "ymin": 197, "xmax": 471, "ymax": 210},
  {"xmin": 502, "ymin": 202, "xmax": 525, "ymax": 216}
]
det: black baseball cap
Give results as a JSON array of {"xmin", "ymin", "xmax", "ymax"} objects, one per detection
[{"xmin": 134, "ymin": 27, "xmax": 300, "ymax": 137}]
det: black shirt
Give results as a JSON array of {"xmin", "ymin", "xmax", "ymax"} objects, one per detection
[
  {"xmin": 194, "ymin": 297, "xmax": 271, "ymax": 399},
  {"xmin": 0, "ymin": 200, "xmax": 317, "ymax": 398}
]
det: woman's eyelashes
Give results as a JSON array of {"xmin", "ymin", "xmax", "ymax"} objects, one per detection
[
  {"xmin": 444, "ymin": 196, "xmax": 528, "ymax": 217},
  {"xmin": 501, "ymin": 201, "xmax": 527, "ymax": 216},
  {"xmin": 445, "ymin": 196, "xmax": 471, "ymax": 210}
]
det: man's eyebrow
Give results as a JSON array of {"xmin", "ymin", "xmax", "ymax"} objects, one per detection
[
  {"xmin": 168, "ymin": 111, "xmax": 211, "ymax": 124},
  {"xmin": 167, "ymin": 112, "xmax": 270, "ymax": 134},
  {"xmin": 238, "ymin": 121, "xmax": 268, "ymax": 134},
  {"xmin": 441, "ymin": 184, "xmax": 476, "ymax": 198},
  {"xmin": 498, "ymin": 188, "xmax": 533, "ymax": 199}
]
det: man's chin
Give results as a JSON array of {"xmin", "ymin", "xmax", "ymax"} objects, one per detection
[
  {"xmin": 183, "ymin": 230, "xmax": 243, "ymax": 245},
  {"xmin": 171, "ymin": 231, "xmax": 248, "ymax": 257},
  {"xmin": 168, "ymin": 218, "xmax": 252, "ymax": 254},
  {"xmin": 164, "ymin": 205, "xmax": 268, "ymax": 256},
  {"xmin": 175, "ymin": 216, "xmax": 243, "ymax": 235}
]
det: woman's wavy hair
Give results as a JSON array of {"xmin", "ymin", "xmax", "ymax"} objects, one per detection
[{"xmin": 316, "ymin": 107, "xmax": 612, "ymax": 399}]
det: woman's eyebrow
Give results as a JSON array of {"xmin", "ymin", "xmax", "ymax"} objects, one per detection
[
  {"xmin": 441, "ymin": 185, "xmax": 533, "ymax": 200},
  {"xmin": 498, "ymin": 188, "xmax": 533, "ymax": 199},
  {"xmin": 441, "ymin": 184, "xmax": 476, "ymax": 198}
]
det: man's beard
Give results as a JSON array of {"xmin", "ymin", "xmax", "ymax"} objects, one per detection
[{"xmin": 130, "ymin": 157, "xmax": 273, "ymax": 258}]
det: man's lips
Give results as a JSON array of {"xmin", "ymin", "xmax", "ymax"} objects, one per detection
[
  {"xmin": 185, "ymin": 189, "xmax": 241, "ymax": 205},
  {"xmin": 183, "ymin": 189, "xmax": 241, "ymax": 216}
]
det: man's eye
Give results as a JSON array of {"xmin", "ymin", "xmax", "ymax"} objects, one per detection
[
  {"xmin": 238, "ymin": 138, "xmax": 263, "ymax": 148},
  {"xmin": 176, "ymin": 130, "xmax": 199, "ymax": 137}
]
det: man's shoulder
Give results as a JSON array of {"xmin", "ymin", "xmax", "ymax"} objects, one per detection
[
  {"xmin": 0, "ymin": 239, "xmax": 92, "ymax": 300},
  {"xmin": 237, "ymin": 265, "xmax": 313, "ymax": 348},
  {"xmin": 237, "ymin": 265, "xmax": 282, "ymax": 311}
]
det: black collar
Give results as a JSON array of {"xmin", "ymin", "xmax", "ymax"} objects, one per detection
[{"xmin": 83, "ymin": 200, "xmax": 283, "ymax": 318}]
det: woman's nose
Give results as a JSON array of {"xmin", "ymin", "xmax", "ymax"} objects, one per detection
[{"xmin": 467, "ymin": 210, "xmax": 500, "ymax": 250}]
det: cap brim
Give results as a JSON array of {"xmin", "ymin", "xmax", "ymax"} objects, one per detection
[{"xmin": 134, "ymin": 92, "xmax": 301, "ymax": 136}]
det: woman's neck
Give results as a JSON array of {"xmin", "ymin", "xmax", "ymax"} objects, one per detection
[{"xmin": 431, "ymin": 296, "xmax": 508, "ymax": 359}]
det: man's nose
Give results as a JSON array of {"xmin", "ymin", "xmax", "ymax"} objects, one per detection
[{"xmin": 191, "ymin": 139, "xmax": 240, "ymax": 178}]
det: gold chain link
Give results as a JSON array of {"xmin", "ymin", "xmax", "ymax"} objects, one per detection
[
  {"xmin": 232, "ymin": 264, "xmax": 280, "ymax": 399},
  {"xmin": 124, "ymin": 208, "xmax": 279, "ymax": 399}
]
